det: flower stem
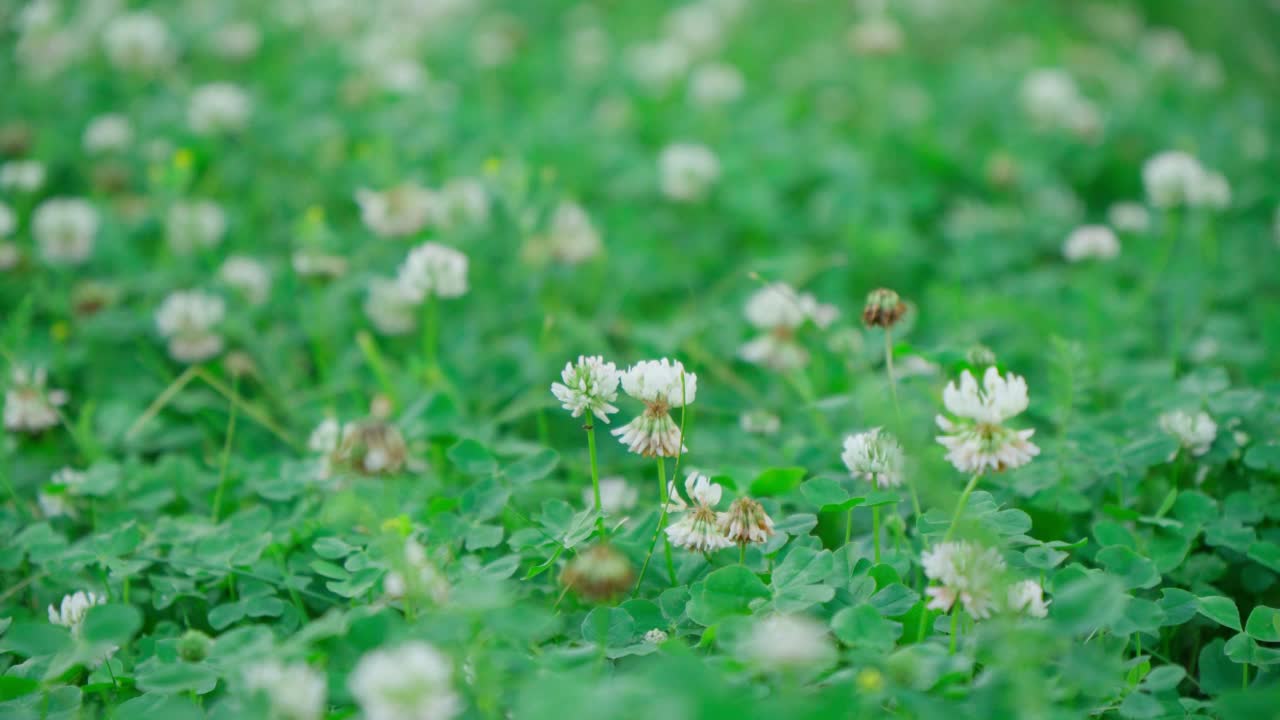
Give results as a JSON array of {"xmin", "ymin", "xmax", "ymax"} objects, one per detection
[
  {"xmin": 872, "ymin": 505, "xmax": 881, "ymax": 564},
  {"xmin": 949, "ymin": 609, "xmax": 960, "ymax": 655},
  {"xmin": 942, "ymin": 474, "xmax": 982, "ymax": 542},
  {"xmin": 211, "ymin": 375, "xmax": 240, "ymax": 523},
  {"xmin": 422, "ymin": 295, "xmax": 439, "ymax": 384},
  {"xmin": 739, "ymin": 544, "xmax": 746, "ymax": 566},
  {"xmin": 884, "ymin": 327, "xmax": 900, "ymax": 418},
  {"xmin": 585, "ymin": 419, "xmax": 605, "ymax": 539},
  {"xmin": 657, "ymin": 458, "xmax": 677, "ymax": 584},
  {"xmin": 633, "ymin": 457, "xmax": 675, "ymax": 595}
]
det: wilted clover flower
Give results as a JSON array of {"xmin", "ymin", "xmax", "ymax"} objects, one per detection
[
  {"xmin": 842, "ymin": 428, "xmax": 905, "ymax": 489},
  {"xmin": 921, "ymin": 541, "xmax": 1007, "ymax": 620},
  {"xmin": 349, "ymin": 642, "xmax": 460, "ymax": 720},
  {"xmin": 666, "ymin": 472, "xmax": 733, "ymax": 552},
  {"xmin": 166, "ymin": 200, "xmax": 227, "ymax": 254},
  {"xmin": 561, "ymin": 543, "xmax": 635, "ymax": 602},
  {"xmin": 189, "ymin": 83, "xmax": 252, "ymax": 134},
  {"xmin": 1159, "ymin": 409, "xmax": 1217, "ymax": 457},
  {"xmin": 355, "ymin": 183, "xmax": 439, "ymax": 238},
  {"xmin": 1062, "ymin": 225, "xmax": 1120, "ymax": 262},
  {"xmin": 659, "ymin": 142, "xmax": 720, "ymax": 202},
  {"xmin": 935, "ymin": 367, "xmax": 1039, "ymax": 474},
  {"xmin": 718, "ymin": 496, "xmax": 775, "ymax": 546},
  {"xmin": 740, "ymin": 283, "xmax": 837, "ymax": 371},
  {"xmin": 243, "ymin": 660, "xmax": 327, "ymax": 720},
  {"xmin": 740, "ymin": 614, "xmax": 836, "ymax": 671},
  {"xmin": 611, "ymin": 358, "xmax": 697, "ymax": 457},
  {"xmin": 334, "ymin": 419, "xmax": 409, "ymax": 475},
  {"xmin": 4, "ymin": 365, "xmax": 68, "ymax": 433},
  {"xmin": 102, "ymin": 12, "xmax": 174, "ymax": 73},
  {"xmin": 1006, "ymin": 579, "xmax": 1050, "ymax": 618},
  {"xmin": 550, "ymin": 355, "xmax": 621, "ymax": 423},
  {"xmin": 397, "ymin": 242, "xmax": 469, "ymax": 301},
  {"xmin": 155, "ymin": 291, "xmax": 226, "ymax": 363},
  {"xmin": 384, "ymin": 538, "xmax": 450, "ymax": 606},
  {"xmin": 48, "ymin": 591, "xmax": 104, "ymax": 633},
  {"xmin": 34, "ymin": 197, "xmax": 99, "ymax": 266},
  {"xmin": 862, "ymin": 288, "xmax": 906, "ymax": 329}
]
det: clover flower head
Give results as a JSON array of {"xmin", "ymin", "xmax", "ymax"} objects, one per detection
[
  {"xmin": 935, "ymin": 367, "xmax": 1039, "ymax": 474},
  {"xmin": 1063, "ymin": 224, "xmax": 1120, "ymax": 262},
  {"xmin": 4, "ymin": 365, "xmax": 68, "ymax": 433},
  {"xmin": 719, "ymin": 496, "xmax": 775, "ymax": 545},
  {"xmin": 689, "ymin": 62, "xmax": 745, "ymax": 106},
  {"xmin": 364, "ymin": 277, "xmax": 418, "ymax": 336},
  {"xmin": 48, "ymin": 590, "xmax": 104, "ymax": 633},
  {"xmin": 740, "ymin": 614, "xmax": 836, "ymax": 670},
  {"xmin": 644, "ymin": 628, "xmax": 669, "ymax": 644},
  {"xmin": 1006, "ymin": 579, "xmax": 1050, "ymax": 618},
  {"xmin": 103, "ymin": 12, "xmax": 174, "ymax": 72},
  {"xmin": 355, "ymin": 184, "xmax": 440, "ymax": 238},
  {"xmin": 545, "ymin": 201, "xmax": 602, "ymax": 264},
  {"xmin": 561, "ymin": 543, "xmax": 635, "ymax": 602},
  {"xmin": 0, "ymin": 160, "xmax": 45, "ymax": 192},
  {"xmin": 166, "ymin": 200, "xmax": 227, "ymax": 254},
  {"xmin": 349, "ymin": 642, "xmax": 461, "ymax": 720},
  {"xmin": 739, "ymin": 410, "xmax": 780, "ymax": 435},
  {"xmin": 921, "ymin": 541, "xmax": 1007, "ymax": 620},
  {"xmin": 397, "ymin": 242, "xmax": 469, "ymax": 301},
  {"xmin": 1159, "ymin": 409, "xmax": 1217, "ymax": 457},
  {"xmin": 659, "ymin": 142, "xmax": 720, "ymax": 202},
  {"xmin": 1108, "ymin": 202, "xmax": 1150, "ymax": 233},
  {"xmin": 383, "ymin": 539, "xmax": 449, "ymax": 605},
  {"xmin": 34, "ymin": 197, "xmax": 98, "ymax": 266},
  {"xmin": 189, "ymin": 82, "xmax": 252, "ymax": 134},
  {"xmin": 243, "ymin": 660, "xmax": 327, "ymax": 720},
  {"xmin": 550, "ymin": 355, "xmax": 621, "ymax": 423},
  {"xmin": 582, "ymin": 476, "xmax": 638, "ymax": 516},
  {"xmin": 842, "ymin": 428, "xmax": 905, "ymax": 489},
  {"xmin": 219, "ymin": 255, "xmax": 272, "ymax": 305},
  {"xmin": 83, "ymin": 114, "xmax": 132, "ymax": 153},
  {"xmin": 612, "ymin": 359, "xmax": 696, "ymax": 457},
  {"xmin": 1142, "ymin": 150, "xmax": 1202, "ymax": 208},
  {"xmin": 155, "ymin": 291, "xmax": 226, "ymax": 363}
]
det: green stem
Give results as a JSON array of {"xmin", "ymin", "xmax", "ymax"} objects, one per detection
[
  {"xmin": 658, "ymin": 459, "xmax": 676, "ymax": 584},
  {"xmin": 211, "ymin": 376, "xmax": 240, "ymax": 523},
  {"xmin": 634, "ymin": 458, "xmax": 675, "ymax": 594},
  {"xmin": 356, "ymin": 331, "xmax": 399, "ymax": 410},
  {"xmin": 739, "ymin": 544, "xmax": 746, "ymax": 566},
  {"xmin": 872, "ymin": 505, "xmax": 881, "ymax": 564},
  {"xmin": 1243, "ymin": 661, "xmax": 1249, "ymax": 689},
  {"xmin": 942, "ymin": 474, "xmax": 982, "ymax": 542},
  {"xmin": 949, "ymin": 609, "xmax": 960, "ymax": 655},
  {"xmin": 845, "ymin": 508, "xmax": 854, "ymax": 546},
  {"xmin": 884, "ymin": 327, "xmax": 900, "ymax": 418},
  {"xmin": 585, "ymin": 420, "xmax": 605, "ymax": 539},
  {"xmin": 422, "ymin": 295, "xmax": 439, "ymax": 384}
]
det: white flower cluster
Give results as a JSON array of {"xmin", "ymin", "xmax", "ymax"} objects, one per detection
[
  {"xmin": 0, "ymin": 159, "xmax": 46, "ymax": 192},
  {"xmin": 166, "ymin": 200, "xmax": 227, "ymax": 254},
  {"xmin": 189, "ymin": 83, "xmax": 252, "ymax": 135},
  {"xmin": 935, "ymin": 367, "xmax": 1039, "ymax": 474},
  {"xmin": 102, "ymin": 12, "xmax": 174, "ymax": 73},
  {"xmin": 1020, "ymin": 68, "xmax": 1100, "ymax": 138},
  {"xmin": 384, "ymin": 539, "xmax": 450, "ymax": 606},
  {"xmin": 740, "ymin": 614, "xmax": 836, "ymax": 670},
  {"xmin": 1159, "ymin": 409, "xmax": 1217, "ymax": 457},
  {"xmin": 688, "ymin": 62, "xmax": 744, "ymax": 107},
  {"xmin": 1142, "ymin": 151, "xmax": 1230, "ymax": 210},
  {"xmin": 356, "ymin": 184, "xmax": 438, "ymax": 238},
  {"xmin": 219, "ymin": 255, "xmax": 272, "ymax": 305},
  {"xmin": 4, "ymin": 365, "xmax": 68, "ymax": 433},
  {"xmin": 550, "ymin": 355, "xmax": 621, "ymax": 423},
  {"xmin": 244, "ymin": 660, "xmax": 327, "ymax": 720},
  {"xmin": 155, "ymin": 290, "xmax": 226, "ymax": 363},
  {"xmin": 625, "ymin": 0, "xmax": 747, "ymax": 93},
  {"xmin": 1108, "ymin": 202, "xmax": 1150, "ymax": 233},
  {"xmin": 842, "ymin": 428, "xmax": 905, "ymax": 489},
  {"xmin": 1062, "ymin": 224, "xmax": 1120, "ymax": 263},
  {"xmin": 665, "ymin": 472, "xmax": 734, "ymax": 552},
  {"xmin": 39, "ymin": 466, "xmax": 86, "ymax": 518},
  {"xmin": 611, "ymin": 358, "xmax": 698, "ymax": 457},
  {"xmin": 534, "ymin": 201, "xmax": 603, "ymax": 265},
  {"xmin": 921, "ymin": 541, "xmax": 1006, "ymax": 620},
  {"xmin": 847, "ymin": 16, "xmax": 904, "ymax": 56},
  {"xmin": 349, "ymin": 642, "xmax": 461, "ymax": 720},
  {"xmin": 581, "ymin": 476, "xmax": 638, "ymax": 517},
  {"xmin": 84, "ymin": 114, "xmax": 133, "ymax": 153},
  {"xmin": 48, "ymin": 590, "xmax": 105, "ymax": 633},
  {"xmin": 34, "ymin": 197, "xmax": 99, "ymax": 266},
  {"xmin": 659, "ymin": 142, "xmax": 720, "ymax": 202},
  {"xmin": 366, "ymin": 242, "xmax": 469, "ymax": 334},
  {"xmin": 739, "ymin": 283, "xmax": 838, "ymax": 370}
]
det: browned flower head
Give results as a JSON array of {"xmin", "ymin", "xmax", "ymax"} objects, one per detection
[
  {"xmin": 561, "ymin": 544, "xmax": 634, "ymax": 602},
  {"xmin": 334, "ymin": 419, "xmax": 407, "ymax": 475},
  {"xmin": 862, "ymin": 288, "xmax": 907, "ymax": 329},
  {"xmin": 718, "ymin": 497, "xmax": 775, "ymax": 546}
]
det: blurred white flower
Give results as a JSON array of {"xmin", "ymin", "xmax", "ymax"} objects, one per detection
[
  {"xmin": 397, "ymin": 242, "xmax": 469, "ymax": 301},
  {"xmin": 659, "ymin": 142, "xmax": 720, "ymax": 202},
  {"xmin": 1142, "ymin": 151, "xmax": 1229, "ymax": 209},
  {"xmin": 243, "ymin": 660, "xmax": 327, "ymax": 720},
  {"xmin": 688, "ymin": 62, "xmax": 744, "ymax": 106},
  {"xmin": 583, "ymin": 476, "xmax": 638, "ymax": 516},
  {"xmin": 356, "ymin": 184, "xmax": 439, "ymax": 238},
  {"xmin": 1159, "ymin": 409, "xmax": 1217, "ymax": 457},
  {"xmin": 0, "ymin": 202, "xmax": 15, "ymax": 237},
  {"xmin": 308, "ymin": 418, "xmax": 341, "ymax": 455},
  {"xmin": 1062, "ymin": 225, "xmax": 1119, "ymax": 262},
  {"xmin": 842, "ymin": 428, "xmax": 905, "ymax": 489},
  {"xmin": 383, "ymin": 539, "xmax": 450, "ymax": 605},
  {"xmin": 739, "ymin": 283, "xmax": 837, "ymax": 371},
  {"xmin": 922, "ymin": 541, "xmax": 1006, "ymax": 620},
  {"xmin": 212, "ymin": 21, "xmax": 262, "ymax": 61},
  {"xmin": 739, "ymin": 409, "xmax": 780, "ymax": 435},
  {"xmin": 612, "ymin": 359, "xmax": 697, "ymax": 457},
  {"xmin": 644, "ymin": 628, "xmax": 669, "ymax": 643},
  {"xmin": 1107, "ymin": 202, "xmax": 1150, "ymax": 233},
  {"xmin": 568, "ymin": 25, "xmax": 610, "ymax": 76},
  {"xmin": 292, "ymin": 249, "xmax": 348, "ymax": 279},
  {"xmin": 4, "ymin": 365, "xmax": 67, "ymax": 433},
  {"xmin": 364, "ymin": 277, "xmax": 418, "ymax": 335},
  {"xmin": 439, "ymin": 178, "xmax": 489, "ymax": 229},
  {"xmin": 219, "ymin": 255, "xmax": 272, "ymax": 305},
  {"xmin": 1187, "ymin": 169, "xmax": 1231, "ymax": 210},
  {"xmin": 166, "ymin": 200, "xmax": 227, "ymax": 254},
  {"xmin": 550, "ymin": 355, "xmax": 621, "ymax": 423},
  {"xmin": 83, "ymin": 114, "xmax": 133, "ymax": 153},
  {"xmin": 665, "ymin": 472, "xmax": 732, "ymax": 552},
  {"xmin": 848, "ymin": 16, "xmax": 903, "ymax": 55},
  {"xmin": 543, "ymin": 201, "xmax": 602, "ymax": 264},
  {"xmin": 48, "ymin": 591, "xmax": 104, "ymax": 633},
  {"xmin": 38, "ymin": 489, "xmax": 73, "ymax": 518},
  {"xmin": 349, "ymin": 642, "xmax": 461, "ymax": 720},
  {"xmin": 0, "ymin": 160, "xmax": 46, "ymax": 192},
  {"xmin": 935, "ymin": 367, "xmax": 1039, "ymax": 474},
  {"xmin": 0, "ymin": 242, "xmax": 19, "ymax": 271},
  {"xmin": 1006, "ymin": 579, "xmax": 1049, "ymax": 618},
  {"xmin": 1141, "ymin": 27, "xmax": 1191, "ymax": 70},
  {"xmin": 103, "ymin": 12, "xmax": 174, "ymax": 73},
  {"xmin": 1020, "ymin": 69, "xmax": 1095, "ymax": 136},
  {"xmin": 665, "ymin": 3, "xmax": 725, "ymax": 57},
  {"xmin": 740, "ymin": 615, "xmax": 836, "ymax": 670},
  {"xmin": 155, "ymin": 291, "xmax": 226, "ymax": 363},
  {"xmin": 626, "ymin": 41, "xmax": 690, "ymax": 93},
  {"xmin": 189, "ymin": 83, "xmax": 252, "ymax": 134},
  {"xmin": 34, "ymin": 197, "xmax": 99, "ymax": 266}
]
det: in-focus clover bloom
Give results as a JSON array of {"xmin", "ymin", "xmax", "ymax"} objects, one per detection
[
  {"xmin": 719, "ymin": 496, "xmax": 775, "ymax": 546},
  {"xmin": 243, "ymin": 660, "xmax": 327, "ymax": 720},
  {"xmin": 4, "ymin": 365, "xmax": 68, "ymax": 433},
  {"xmin": 935, "ymin": 367, "xmax": 1039, "ymax": 474},
  {"xmin": 48, "ymin": 590, "xmax": 105, "ymax": 633},
  {"xmin": 34, "ymin": 197, "xmax": 98, "ymax": 266},
  {"xmin": 155, "ymin": 291, "xmax": 226, "ymax": 363},
  {"xmin": 350, "ymin": 643, "xmax": 461, "ymax": 720},
  {"xmin": 1159, "ymin": 409, "xmax": 1217, "ymax": 457},
  {"xmin": 1062, "ymin": 225, "xmax": 1120, "ymax": 262},
  {"xmin": 921, "ymin": 541, "xmax": 1006, "ymax": 620},
  {"xmin": 397, "ymin": 242, "xmax": 469, "ymax": 301},
  {"xmin": 550, "ymin": 355, "xmax": 620, "ymax": 423},
  {"xmin": 842, "ymin": 428, "xmax": 905, "ymax": 489},
  {"xmin": 611, "ymin": 358, "xmax": 697, "ymax": 457},
  {"xmin": 665, "ymin": 472, "xmax": 733, "ymax": 552}
]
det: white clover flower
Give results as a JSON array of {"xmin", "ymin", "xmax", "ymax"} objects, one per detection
[
  {"xmin": 0, "ymin": 242, "xmax": 18, "ymax": 271},
  {"xmin": 355, "ymin": 184, "xmax": 439, "ymax": 238},
  {"xmin": 292, "ymin": 249, "xmax": 348, "ymax": 279},
  {"xmin": 644, "ymin": 628, "xmax": 669, "ymax": 644},
  {"xmin": 383, "ymin": 539, "xmax": 449, "ymax": 605},
  {"xmin": 1159, "ymin": 409, "xmax": 1217, "ymax": 457},
  {"xmin": 894, "ymin": 354, "xmax": 939, "ymax": 379},
  {"xmin": 243, "ymin": 660, "xmax": 327, "ymax": 720},
  {"xmin": 842, "ymin": 428, "xmax": 905, "ymax": 489},
  {"xmin": 219, "ymin": 255, "xmax": 272, "ymax": 305},
  {"xmin": 364, "ymin": 277, "xmax": 419, "ymax": 336},
  {"xmin": 48, "ymin": 591, "xmax": 105, "ymax": 633},
  {"xmin": 545, "ymin": 201, "xmax": 602, "ymax": 264},
  {"xmin": 0, "ymin": 202, "xmax": 15, "ymax": 237},
  {"xmin": 665, "ymin": 2, "xmax": 726, "ymax": 57},
  {"xmin": 34, "ymin": 197, "xmax": 98, "ymax": 266},
  {"xmin": 1062, "ymin": 224, "xmax": 1120, "ymax": 262},
  {"xmin": 397, "ymin": 242, "xmax": 469, "ymax": 301},
  {"xmin": 582, "ymin": 476, "xmax": 638, "ymax": 517},
  {"xmin": 739, "ymin": 283, "xmax": 837, "ymax": 371},
  {"xmin": 1006, "ymin": 579, "xmax": 1050, "ymax": 618},
  {"xmin": 103, "ymin": 12, "xmax": 174, "ymax": 72},
  {"xmin": 550, "ymin": 355, "xmax": 621, "ymax": 423},
  {"xmin": 627, "ymin": 41, "xmax": 691, "ymax": 93},
  {"xmin": 1107, "ymin": 202, "xmax": 1150, "ymax": 233},
  {"xmin": 4, "ymin": 365, "xmax": 67, "ymax": 433},
  {"xmin": 847, "ymin": 16, "xmax": 904, "ymax": 56},
  {"xmin": 83, "ymin": 114, "xmax": 132, "ymax": 154},
  {"xmin": 1142, "ymin": 150, "xmax": 1203, "ymax": 209},
  {"xmin": 719, "ymin": 496, "xmax": 775, "ymax": 546},
  {"xmin": 212, "ymin": 22, "xmax": 262, "ymax": 61},
  {"xmin": 612, "ymin": 359, "xmax": 697, "ymax": 457},
  {"xmin": 0, "ymin": 160, "xmax": 46, "ymax": 193},
  {"xmin": 439, "ymin": 178, "xmax": 490, "ymax": 229},
  {"xmin": 167, "ymin": 200, "xmax": 227, "ymax": 254},
  {"xmin": 189, "ymin": 83, "xmax": 252, "ymax": 135},
  {"xmin": 935, "ymin": 367, "xmax": 1039, "ymax": 474},
  {"xmin": 1141, "ymin": 27, "xmax": 1191, "ymax": 70},
  {"xmin": 922, "ymin": 541, "xmax": 1007, "ymax": 620},
  {"xmin": 155, "ymin": 291, "xmax": 226, "ymax": 364},
  {"xmin": 1187, "ymin": 169, "xmax": 1231, "ymax": 210},
  {"xmin": 308, "ymin": 418, "xmax": 341, "ymax": 454},
  {"xmin": 349, "ymin": 642, "xmax": 461, "ymax": 720},
  {"xmin": 740, "ymin": 615, "xmax": 836, "ymax": 670},
  {"xmin": 739, "ymin": 410, "xmax": 780, "ymax": 435},
  {"xmin": 665, "ymin": 472, "xmax": 732, "ymax": 552},
  {"xmin": 38, "ymin": 489, "xmax": 73, "ymax": 518},
  {"xmin": 659, "ymin": 142, "xmax": 720, "ymax": 202},
  {"xmin": 688, "ymin": 62, "xmax": 744, "ymax": 106},
  {"xmin": 51, "ymin": 466, "xmax": 86, "ymax": 491},
  {"xmin": 1020, "ymin": 69, "xmax": 1084, "ymax": 128}
]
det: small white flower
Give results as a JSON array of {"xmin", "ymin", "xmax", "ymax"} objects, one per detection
[
  {"xmin": 1020, "ymin": 69, "xmax": 1084, "ymax": 129},
  {"xmin": 308, "ymin": 418, "xmax": 341, "ymax": 454},
  {"xmin": 719, "ymin": 496, "xmax": 775, "ymax": 545},
  {"xmin": 665, "ymin": 2, "xmax": 726, "ymax": 56},
  {"xmin": 383, "ymin": 539, "xmax": 449, "ymax": 605},
  {"xmin": 51, "ymin": 466, "xmax": 87, "ymax": 492},
  {"xmin": 847, "ymin": 16, "xmax": 903, "ymax": 56},
  {"xmin": 1187, "ymin": 169, "xmax": 1231, "ymax": 210},
  {"xmin": 364, "ymin": 277, "xmax": 419, "ymax": 336},
  {"xmin": 1006, "ymin": 579, "xmax": 1049, "ymax": 618},
  {"xmin": 643, "ymin": 628, "xmax": 668, "ymax": 644},
  {"xmin": 626, "ymin": 41, "xmax": 690, "ymax": 93},
  {"xmin": 582, "ymin": 476, "xmax": 638, "ymax": 516},
  {"xmin": 739, "ymin": 410, "xmax": 780, "ymax": 435},
  {"xmin": 167, "ymin": 200, "xmax": 227, "ymax": 254},
  {"xmin": 83, "ymin": 114, "xmax": 132, "ymax": 153},
  {"xmin": 739, "ymin": 283, "xmax": 837, "ymax": 370},
  {"xmin": 0, "ymin": 242, "xmax": 18, "ymax": 271},
  {"xmin": 550, "ymin": 355, "xmax": 621, "ymax": 423},
  {"xmin": 219, "ymin": 255, "xmax": 272, "ymax": 305},
  {"xmin": 1159, "ymin": 410, "xmax": 1217, "ymax": 457},
  {"xmin": 0, "ymin": 202, "xmax": 15, "ymax": 237},
  {"xmin": 34, "ymin": 197, "xmax": 98, "ymax": 265},
  {"xmin": 38, "ymin": 488, "xmax": 73, "ymax": 518},
  {"xmin": 243, "ymin": 660, "xmax": 327, "ymax": 720},
  {"xmin": 102, "ymin": 12, "xmax": 174, "ymax": 72},
  {"xmin": 155, "ymin": 291, "xmax": 226, "ymax": 363},
  {"xmin": 842, "ymin": 428, "xmax": 905, "ymax": 489},
  {"xmin": 545, "ymin": 201, "xmax": 602, "ymax": 264},
  {"xmin": 0, "ymin": 160, "xmax": 46, "ymax": 192},
  {"xmin": 212, "ymin": 22, "xmax": 262, "ymax": 61},
  {"xmin": 935, "ymin": 367, "xmax": 1039, "ymax": 474},
  {"xmin": 349, "ymin": 642, "xmax": 461, "ymax": 720},
  {"xmin": 665, "ymin": 472, "xmax": 732, "ymax": 551},
  {"xmin": 1062, "ymin": 224, "xmax": 1120, "ymax": 262},
  {"xmin": 189, "ymin": 83, "xmax": 252, "ymax": 135},
  {"xmin": 1142, "ymin": 150, "xmax": 1203, "ymax": 209},
  {"xmin": 439, "ymin": 178, "xmax": 489, "ymax": 229},
  {"xmin": 292, "ymin": 249, "xmax": 348, "ymax": 279},
  {"xmin": 1108, "ymin": 202, "xmax": 1150, "ymax": 233},
  {"xmin": 611, "ymin": 359, "xmax": 697, "ymax": 457},
  {"xmin": 922, "ymin": 541, "xmax": 1007, "ymax": 620},
  {"xmin": 688, "ymin": 62, "xmax": 744, "ymax": 106},
  {"xmin": 48, "ymin": 591, "xmax": 105, "ymax": 633},
  {"xmin": 355, "ymin": 184, "xmax": 439, "ymax": 238},
  {"xmin": 4, "ymin": 365, "xmax": 67, "ymax": 433},
  {"xmin": 397, "ymin": 242, "xmax": 469, "ymax": 302},
  {"xmin": 659, "ymin": 142, "xmax": 720, "ymax": 202},
  {"xmin": 740, "ymin": 615, "xmax": 835, "ymax": 670}
]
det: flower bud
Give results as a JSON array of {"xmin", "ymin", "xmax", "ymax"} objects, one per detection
[
  {"xmin": 178, "ymin": 630, "xmax": 213, "ymax": 662},
  {"xmin": 966, "ymin": 344, "xmax": 997, "ymax": 369},
  {"xmin": 861, "ymin": 288, "xmax": 906, "ymax": 329}
]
